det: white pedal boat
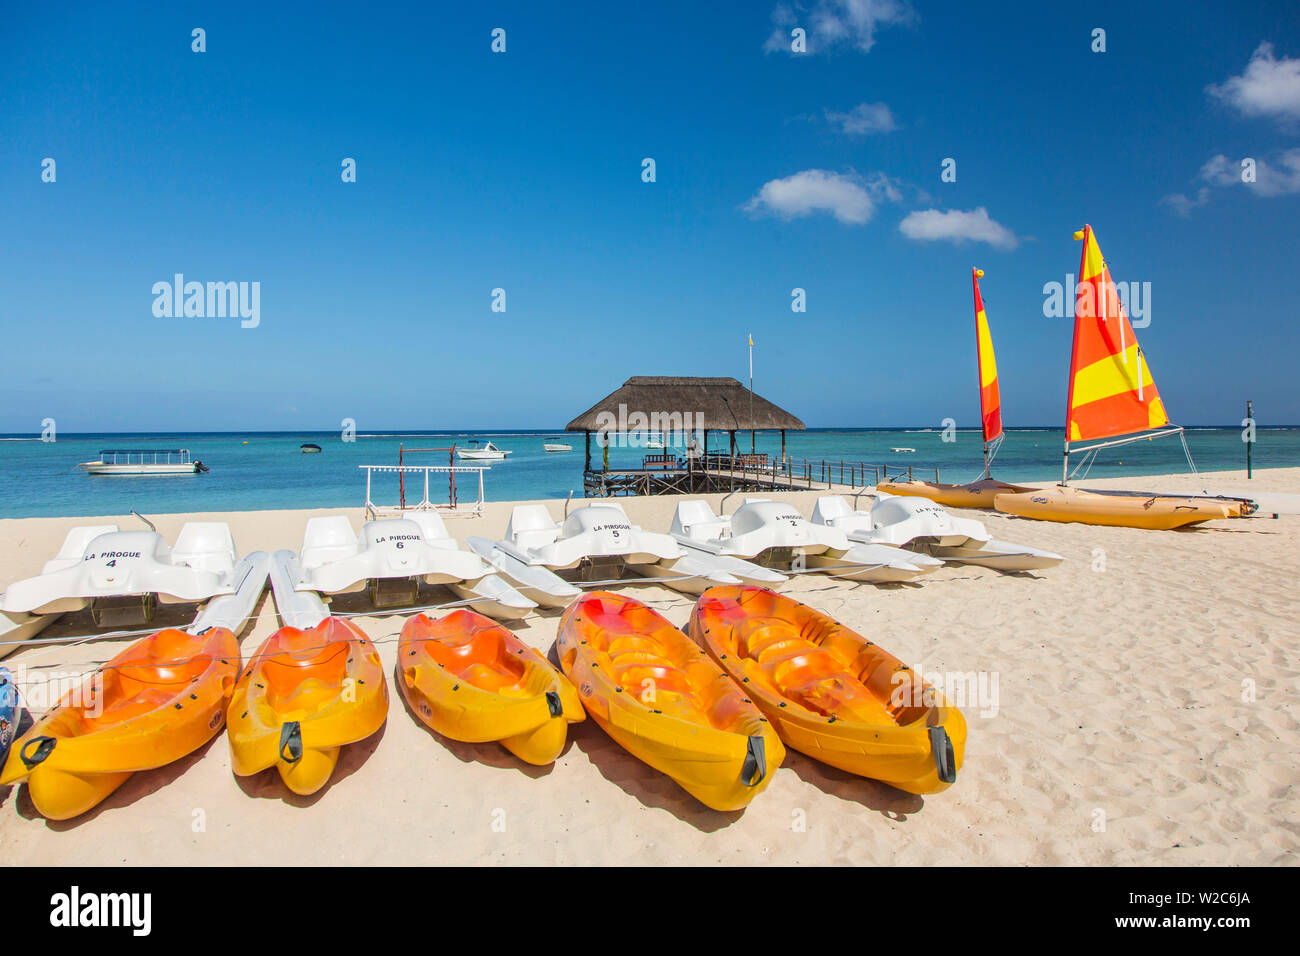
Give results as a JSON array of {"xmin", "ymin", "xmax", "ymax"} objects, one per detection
[
  {"xmin": 0, "ymin": 522, "xmax": 252, "ymax": 659},
  {"xmin": 670, "ymin": 499, "xmax": 941, "ymax": 583},
  {"xmin": 293, "ymin": 513, "xmax": 536, "ymax": 621},
  {"xmin": 812, "ymin": 493, "xmax": 1063, "ymax": 572},
  {"xmin": 466, "ymin": 503, "xmax": 782, "ymax": 606}
]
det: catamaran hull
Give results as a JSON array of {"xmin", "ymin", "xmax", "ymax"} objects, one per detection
[
  {"xmin": 876, "ymin": 478, "xmax": 1035, "ymax": 509},
  {"xmin": 994, "ymin": 488, "xmax": 1231, "ymax": 530}
]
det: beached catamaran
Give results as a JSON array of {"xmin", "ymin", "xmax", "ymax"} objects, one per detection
[
  {"xmin": 995, "ymin": 225, "xmax": 1249, "ymax": 529},
  {"xmin": 878, "ymin": 267, "xmax": 1033, "ymax": 508}
]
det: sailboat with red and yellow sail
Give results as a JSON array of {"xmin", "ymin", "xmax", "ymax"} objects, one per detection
[
  {"xmin": 994, "ymin": 225, "xmax": 1248, "ymax": 529},
  {"xmin": 878, "ymin": 267, "xmax": 1035, "ymax": 508}
]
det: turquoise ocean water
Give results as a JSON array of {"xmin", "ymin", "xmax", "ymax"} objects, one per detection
[{"xmin": 0, "ymin": 428, "xmax": 1296, "ymax": 519}]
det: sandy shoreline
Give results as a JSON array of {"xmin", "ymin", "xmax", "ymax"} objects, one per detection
[{"xmin": 1, "ymin": 467, "xmax": 1297, "ymax": 866}]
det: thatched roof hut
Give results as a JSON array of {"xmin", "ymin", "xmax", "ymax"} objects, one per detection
[
  {"xmin": 566, "ymin": 376, "xmax": 805, "ymax": 470},
  {"xmin": 566, "ymin": 377, "xmax": 804, "ymax": 433}
]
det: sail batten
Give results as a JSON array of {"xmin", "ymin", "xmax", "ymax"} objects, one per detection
[{"xmin": 1066, "ymin": 225, "xmax": 1169, "ymax": 445}]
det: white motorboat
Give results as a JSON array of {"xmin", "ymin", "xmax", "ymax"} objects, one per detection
[
  {"xmin": 543, "ymin": 437, "xmax": 573, "ymax": 453},
  {"xmin": 0, "ymin": 522, "xmax": 262, "ymax": 657},
  {"xmin": 79, "ymin": 448, "xmax": 208, "ymax": 475},
  {"xmin": 293, "ymin": 513, "xmax": 536, "ymax": 620},
  {"xmin": 670, "ymin": 498, "xmax": 941, "ymax": 583},
  {"xmin": 642, "ymin": 433, "xmax": 666, "ymax": 450},
  {"xmin": 466, "ymin": 502, "xmax": 783, "ymax": 606},
  {"xmin": 890, "ymin": 447, "xmax": 916, "ymax": 454},
  {"xmin": 812, "ymin": 493, "xmax": 1063, "ymax": 572},
  {"xmin": 456, "ymin": 440, "xmax": 511, "ymax": 461}
]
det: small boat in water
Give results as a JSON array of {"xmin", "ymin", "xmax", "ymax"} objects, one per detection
[
  {"xmin": 300, "ymin": 443, "xmax": 322, "ymax": 453},
  {"xmin": 457, "ymin": 440, "xmax": 511, "ymax": 461},
  {"xmin": 78, "ymin": 448, "xmax": 207, "ymax": 476},
  {"xmin": 542, "ymin": 437, "xmax": 573, "ymax": 453}
]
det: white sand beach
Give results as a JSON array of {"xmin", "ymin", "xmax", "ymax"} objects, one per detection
[{"xmin": 1, "ymin": 467, "xmax": 1297, "ymax": 866}]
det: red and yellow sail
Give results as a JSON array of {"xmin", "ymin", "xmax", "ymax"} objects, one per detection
[
  {"xmin": 1066, "ymin": 225, "xmax": 1168, "ymax": 443},
  {"xmin": 972, "ymin": 268, "xmax": 1003, "ymax": 445}
]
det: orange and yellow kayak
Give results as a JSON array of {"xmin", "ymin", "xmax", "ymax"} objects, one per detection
[
  {"xmin": 227, "ymin": 617, "xmax": 387, "ymax": 795},
  {"xmin": 994, "ymin": 486, "xmax": 1235, "ymax": 529},
  {"xmin": 0, "ymin": 627, "xmax": 240, "ymax": 820},
  {"xmin": 876, "ymin": 477, "xmax": 1034, "ymax": 509},
  {"xmin": 558, "ymin": 592, "xmax": 784, "ymax": 811},
  {"xmin": 399, "ymin": 609, "xmax": 584, "ymax": 765},
  {"xmin": 689, "ymin": 586, "xmax": 965, "ymax": 795}
]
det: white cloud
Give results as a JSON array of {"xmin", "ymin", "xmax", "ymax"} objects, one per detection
[
  {"xmin": 1160, "ymin": 187, "xmax": 1211, "ymax": 217},
  {"xmin": 1206, "ymin": 42, "xmax": 1300, "ymax": 125},
  {"xmin": 898, "ymin": 207, "xmax": 1019, "ymax": 249},
  {"xmin": 1200, "ymin": 150, "xmax": 1300, "ymax": 197},
  {"xmin": 764, "ymin": 0, "xmax": 916, "ymax": 54},
  {"xmin": 825, "ymin": 102, "xmax": 897, "ymax": 134},
  {"xmin": 742, "ymin": 169, "xmax": 898, "ymax": 224},
  {"xmin": 742, "ymin": 170, "xmax": 871, "ymax": 224}
]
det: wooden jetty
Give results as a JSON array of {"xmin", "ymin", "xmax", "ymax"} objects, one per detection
[{"xmin": 566, "ymin": 376, "xmax": 936, "ymax": 497}]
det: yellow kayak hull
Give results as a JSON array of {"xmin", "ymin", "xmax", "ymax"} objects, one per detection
[
  {"xmin": 227, "ymin": 617, "xmax": 388, "ymax": 796},
  {"xmin": 399, "ymin": 609, "xmax": 584, "ymax": 765},
  {"xmin": 558, "ymin": 592, "xmax": 785, "ymax": 812},
  {"xmin": 690, "ymin": 586, "xmax": 966, "ymax": 795},
  {"xmin": 0, "ymin": 627, "xmax": 240, "ymax": 820}
]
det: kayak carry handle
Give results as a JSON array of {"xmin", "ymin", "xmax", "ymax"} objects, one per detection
[
  {"xmin": 279, "ymin": 721, "xmax": 303, "ymax": 764},
  {"xmin": 20, "ymin": 736, "xmax": 57, "ymax": 770},
  {"xmin": 741, "ymin": 734, "xmax": 766, "ymax": 787},
  {"xmin": 545, "ymin": 690, "xmax": 563, "ymax": 717},
  {"xmin": 929, "ymin": 726, "xmax": 956, "ymax": 784}
]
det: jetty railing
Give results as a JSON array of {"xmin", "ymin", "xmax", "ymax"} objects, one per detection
[
  {"xmin": 585, "ymin": 453, "xmax": 941, "ymax": 497},
  {"xmin": 360, "ymin": 464, "xmax": 488, "ymax": 518}
]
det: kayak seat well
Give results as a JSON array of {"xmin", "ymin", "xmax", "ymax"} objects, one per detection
[
  {"xmin": 576, "ymin": 596, "xmax": 760, "ymax": 734},
  {"xmin": 417, "ymin": 612, "xmax": 542, "ymax": 698},
  {"xmin": 725, "ymin": 603, "xmax": 926, "ymax": 727}
]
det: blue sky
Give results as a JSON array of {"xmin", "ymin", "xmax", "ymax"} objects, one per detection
[{"xmin": 2, "ymin": 0, "xmax": 1298, "ymax": 432}]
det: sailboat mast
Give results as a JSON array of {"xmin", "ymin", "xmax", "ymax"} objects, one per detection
[{"xmin": 1063, "ymin": 226, "xmax": 1089, "ymax": 485}]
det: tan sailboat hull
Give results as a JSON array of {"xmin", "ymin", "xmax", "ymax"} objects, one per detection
[
  {"xmin": 994, "ymin": 487, "xmax": 1232, "ymax": 529},
  {"xmin": 876, "ymin": 477, "xmax": 1035, "ymax": 510}
]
